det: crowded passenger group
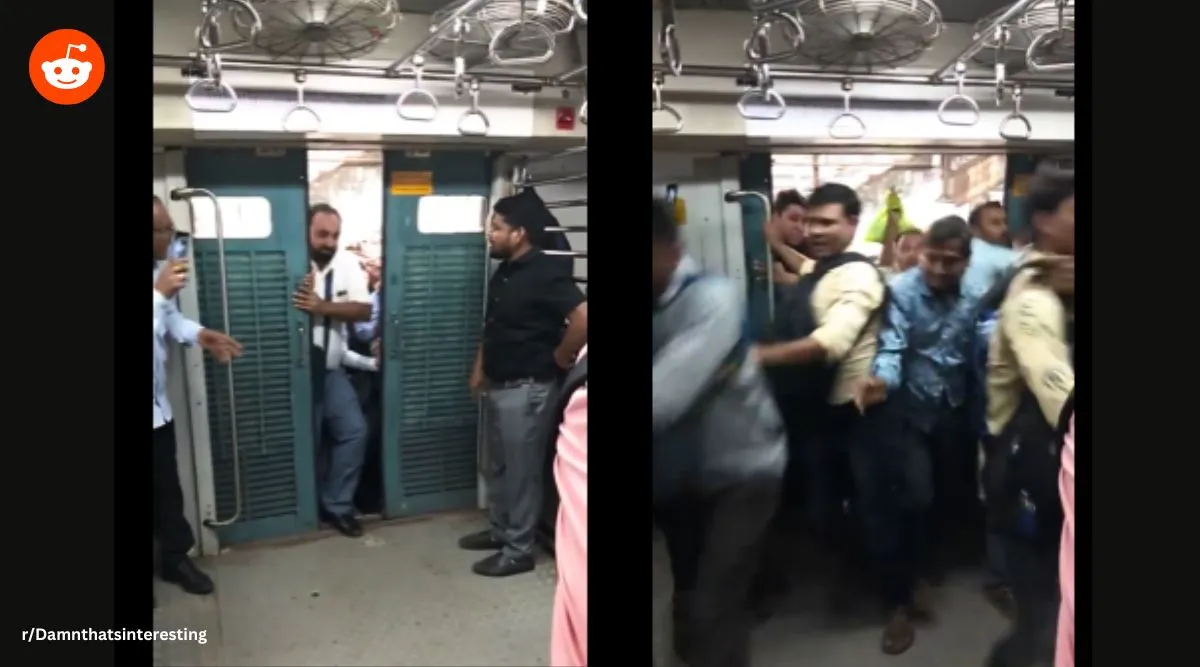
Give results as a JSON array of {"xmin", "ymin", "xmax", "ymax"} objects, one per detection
[{"xmin": 652, "ymin": 166, "xmax": 1075, "ymax": 667}]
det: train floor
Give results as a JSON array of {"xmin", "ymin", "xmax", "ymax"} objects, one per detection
[
  {"xmin": 153, "ymin": 511, "xmax": 556, "ymax": 666},
  {"xmin": 651, "ymin": 531, "xmax": 1011, "ymax": 667}
]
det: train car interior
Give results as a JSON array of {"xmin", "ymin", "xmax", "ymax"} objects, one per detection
[
  {"xmin": 154, "ymin": 0, "xmax": 585, "ymax": 664},
  {"xmin": 151, "ymin": 0, "xmax": 1071, "ymax": 664},
  {"xmin": 650, "ymin": 0, "xmax": 1071, "ymax": 665}
]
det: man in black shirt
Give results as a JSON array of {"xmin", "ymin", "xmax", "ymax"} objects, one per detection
[{"xmin": 458, "ymin": 194, "xmax": 588, "ymax": 577}]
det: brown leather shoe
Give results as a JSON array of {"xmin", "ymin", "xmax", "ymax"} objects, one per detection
[{"xmin": 881, "ymin": 608, "xmax": 915, "ymax": 655}]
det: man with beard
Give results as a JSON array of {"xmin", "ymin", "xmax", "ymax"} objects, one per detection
[
  {"xmin": 153, "ymin": 196, "xmax": 242, "ymax": 604},
  {"xmin": 457, "ymin": 194, "xmax": 587, "ymax": 577},
  {"xmin": 293, "ymin": 204, "xmax": 373, "ymax": 538}
]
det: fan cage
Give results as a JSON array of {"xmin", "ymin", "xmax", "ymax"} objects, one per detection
[
  {"xmin": 230, "ymin": 0, "xmax": 401, "ymax": 63},
  {"xmin": 424, "ymin": 0, "xmax": 577, "ymax": 65},
  {"xmin": 792, "ymin": 0, "xmax": 945, "ymax": 72}
]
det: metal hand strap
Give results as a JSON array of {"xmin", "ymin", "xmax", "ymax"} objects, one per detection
[
  {"xmin": 828, "ymin": 79, "xmax": 867, "ymax": 140},
  {"xmin": 458, "ymin": 79, "xmax": 491, "ymax": 136},
  {"xmin": 185, "ymin": 52, "xmax": 238, "ymax": 113},
  {"xmin": 488, "ymin": 1, "xmax": 556, "ymax": 67},
  {"xmin": 573, "ymin": 0, "xmax": 586, "ymax": 21},
  {"xmin": 579, "ymin": 99, "xmax": 587, "ymax": 125},
  {"xmin": 937, "ymin": 61, "xmax": 981, "ymax": 127},
  {"xmin": 396, "ymin": 54, "xmax": 439, "ymax": 121},
  {"xmin": 652, "ymin": 71, "xmax": 684, "ymax": 134},
  {"xmin": 998, "ymin": 84, "xmax": 1032, "ymax": 140},
  {"xmin": 1026, "ymin": 0, "xmax": 1073, "ymax": 73},
  {"xmin": 282, "ymin": 70, "xmax": 322, "ymax": 132},
  {"xmin": 185, "ymin": 1, "xmax": 258, "ymax": 113},
  {"xmin": 659, "ymin": 24, "xmax": 683, "ymax": 77},
  {"xmin": 194, "ymin": 0, "xmax": 262, "ymax": 54},
  {"xmin": 659, "ymin": 0, "xmax": 683, "ymax": 76},
  {"xmin": 993, "ymin": 25, "xmax": 1010, "ymax": 104},
  {"xmin": 737, "ymin": 63, "xmax": 787, "ymax": 121},
  {"xmin": 744, "ymin": 11, "xmax": 804, "ymax": 65}
]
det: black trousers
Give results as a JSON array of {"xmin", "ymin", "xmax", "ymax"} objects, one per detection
[
  {"xmin": 985, "ymin": 535, "xmax": 1058, "ymax": 667},
  {"xmin": 153, "ymin": 422, "xmax": 196, "ymax": 565},
  {"xmin": 654, "ymin": 478, "xmax": 780, "ymax": 667}
]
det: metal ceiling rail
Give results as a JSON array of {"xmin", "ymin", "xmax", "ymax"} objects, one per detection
[
  {"xmin": 652, "ymin": 63, "xmax": 1071, "ymax": 91},
  {"xmin": 521, "ymin": 145, "xmax": 588, "ymax": 166},
  {"xmin": 552, "ymin": 64, "xmax": 588, "ymax": 85},
  {"xmin": 154, "ymin": 54, "xmax": 575, "ymax": 88},
  {"xmin": 545, "ymin": 199, "xmax": 588, "ymax": 210},
  {"xmin": 385, "ymin": 0, "xmax": 493, "ymax": 75},
  {"xmin": 929, "ymin": 0, "xmax": 1044, "ymax": 82}
]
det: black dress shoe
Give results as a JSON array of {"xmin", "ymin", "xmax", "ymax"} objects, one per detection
[
  {"xmin": 472, "ymin": 552, "xmax": 535, "ymax": 577},
  {"xmin": 327, "ymin": 513, "xmax": 364, "ymax": 538},
  {"xmin": 457, "ymin": 530, "xmax": 504, "ymax": 551},
  {"xmin": 161, "ymin": 558, "xmax": 214, "ymax": 595}
]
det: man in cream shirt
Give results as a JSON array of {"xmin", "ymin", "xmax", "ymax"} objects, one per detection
[
  {"xmin": 753, "ymin": 183, "xmax": 889, "ymax": 623},
  {"xmin": 294, "ymin": 204, "xmax": 373, "ymax": 537}
]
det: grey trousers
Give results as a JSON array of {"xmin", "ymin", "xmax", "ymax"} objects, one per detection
[
  {"xmin": 483, "ymin": 380, "xmax": 556, "ymax": 558},
  {"xmin": 314, "ymin": 368, "xmax": 369, "ymax": 516}
]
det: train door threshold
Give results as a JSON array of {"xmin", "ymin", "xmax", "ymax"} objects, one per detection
[{"xmin": 155, "ymin": 511, "xmax": 557, "ymax": 666}]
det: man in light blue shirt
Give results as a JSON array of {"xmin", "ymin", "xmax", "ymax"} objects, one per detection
[
  {"xmin": 854, "ymin": 216, "xmax": 981, "ymax": 650},
  {"xmin": 963, "ymin": 202, "xmax": 1019, "ymax": 293},
  {"xmin": 153, "ymin": 196, "xmax": 242, "ymax": 603},
  {"xmin": 354, "ymin": 290, "xmax": 380, "ymax": 343}
]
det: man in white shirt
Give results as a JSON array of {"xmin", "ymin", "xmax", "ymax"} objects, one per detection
[
  {"xmin": 153, "ymin": 196, "xmax": 242, "ymax": 603},
  {"xmin": 293, "ymin": 204, "xmax": 373, "ymax": 537}
]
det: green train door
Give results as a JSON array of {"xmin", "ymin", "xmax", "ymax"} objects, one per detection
[
  {"xmin": 185, "ymin": 148, "xmax": 319, "ymax": 544},
  {"xmin": 381, "ymin": 150, "xmax": 491, "ymax": 517}
]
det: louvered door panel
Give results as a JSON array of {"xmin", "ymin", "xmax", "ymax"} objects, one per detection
[
  {"xmin": 185, "ymin": 148, "xmax": 318, "ymax": 544},
  {"xmin": 382, "ymin": 151, "xmax": 490, "ymax": 516}
]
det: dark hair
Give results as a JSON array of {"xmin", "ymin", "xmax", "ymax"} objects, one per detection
[
  {"xmin": 308, "ymin": 203, "xmax": 340, "ymax": 227},
  {"xmin": 926, "ymin": 215, "xmax": 973, "ymax": 256},
  {"xmin": 493, "ymin": 193, "xmax": 545, "ymax": 236},
  {"xmin": 896, "ymin": 227, "xmax": 923, "ymax": 241},
  {"xmin": 968, "ymin": 201, "xmax": 1004, "ymax": 228},
  {"xmin": 807, "ymin": 182, "xmax": 861, "ymax": 218},
  {"xmin": 652, "ymin": 198, "xmax": 678, "ymax": 244},
  {"xmin": 773, "ymin": 189, "xmax": 806, "ymax": 214},
  {"xmin": 1027, "ymin": 166, "xmax": 1074, "ymax": 218},
  {"xmin": 153, "ymin": 194, "xmax": 162, "ymax": 203}
]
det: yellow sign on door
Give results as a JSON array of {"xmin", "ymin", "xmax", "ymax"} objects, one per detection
[{"xmin": 389, "ymin": 171, "xmax": 434, "ymax": 196}]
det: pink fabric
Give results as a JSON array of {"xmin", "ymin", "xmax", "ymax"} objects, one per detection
[
  {"xmin": 550, "ymin": 346, "xmax": 588, "ymax": 667},
  {"xmin": 1056, "ymin": 415, "xmax": 1075, "ymax": 667}
]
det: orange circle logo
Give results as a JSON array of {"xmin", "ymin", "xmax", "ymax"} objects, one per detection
[{"xmin": 29, "ymin": 29, "xmax": 105, "ymax": 105}]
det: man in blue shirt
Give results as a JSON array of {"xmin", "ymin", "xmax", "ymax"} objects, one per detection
[
  {"xmin": 964, "ymin": 202, "xmax": 1019, "ymax": 293},
  {"xmin": 153, "ymin": 196, "xmax": 242, "ymax": 603},
  {"xmin": 853, "ymin": 215, "xmax": 981, "ymax": 654}
]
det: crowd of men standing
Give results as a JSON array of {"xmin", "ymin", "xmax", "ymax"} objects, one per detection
[{"xmin": 652, "ymin": 165, "xmax": 1075, "ymax": 667}]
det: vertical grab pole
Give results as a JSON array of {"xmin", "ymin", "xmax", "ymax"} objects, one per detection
[
  {"xmin": 724, "ymin": 190, "xmax": 774, "ymax": 322},
  {"xmin": 170, "ymin": 187, "xmax": 244, "ymax": 528}
]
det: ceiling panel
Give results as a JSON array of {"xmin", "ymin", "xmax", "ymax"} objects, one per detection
[{"xmin": 671, "ymin": 0, "xmax": 1016, "ymax": 24}]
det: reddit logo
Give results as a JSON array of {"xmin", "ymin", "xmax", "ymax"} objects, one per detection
[{"xmin": 29, "ymin": 29, "xmax": 105, "ymax": 105}]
